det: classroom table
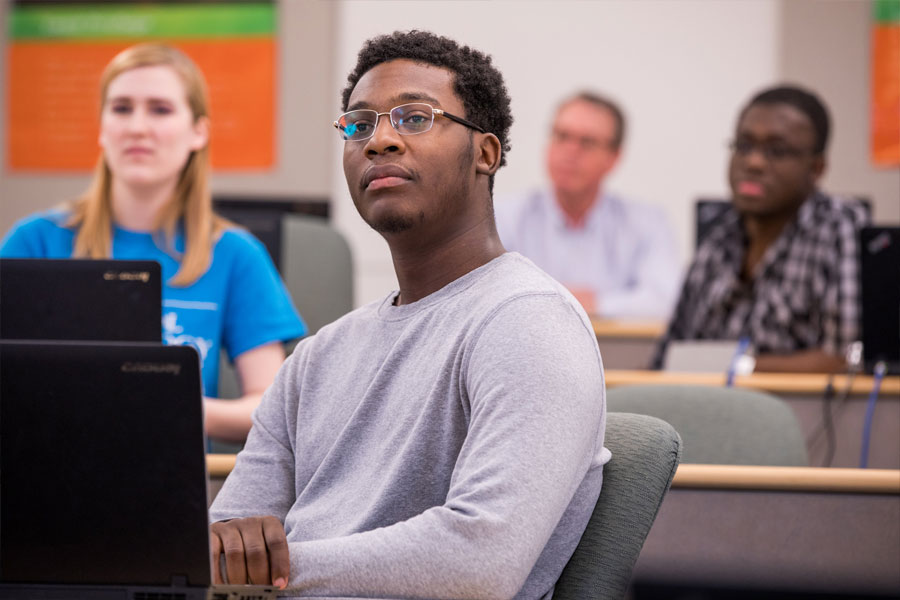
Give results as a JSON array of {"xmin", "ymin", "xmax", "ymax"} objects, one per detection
[
  {"xmin": 632, "ymin": 464, "xmax": 900, "ymax": 598},
  {"xmin": 206, "ymin": 458, "xmax": 900, "ymax": 598},
  {"xmin": 207, "ymin": 454, "xmax": 235, "ymax": 503},
  {"xmin": 606, "ymin": 369, "xmax": 900, "ymax": 469},
  {"xmin": 591, "ymin": 318, "xmax": 665, "ymax": 370}
]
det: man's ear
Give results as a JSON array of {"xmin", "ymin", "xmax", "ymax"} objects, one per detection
[
  {"xmin": 809, "ymin": 154, "xmax": 826, "ymax": 186},
  {"xmin": 475, "ymin": 133, "xmax": 502, "ymax": 176},
  {"xmin": 607, "ymin": 147, "xmax": 623, "ymax": 171}
]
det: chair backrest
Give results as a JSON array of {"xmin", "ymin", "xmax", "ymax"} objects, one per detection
[
  {"xmin": 554, "ymin": 412, "xmax": 682, "ymax": 600},
  {"xmin": 607, "ymin": 384, "xmax": 808, "ymax": 466},
  {"xmin": 280, "ymin": 213, "xmax": 354, "ymax": 335}
]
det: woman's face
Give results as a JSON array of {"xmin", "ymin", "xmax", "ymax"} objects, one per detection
[{"xmin": 99, "ymin": 65, "xmax": 208, "ymax": 190}]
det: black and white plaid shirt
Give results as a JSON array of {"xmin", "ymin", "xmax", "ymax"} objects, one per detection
[{"xmin": 653, "ymin": 191, "xmax": 867, "ymax": 368}]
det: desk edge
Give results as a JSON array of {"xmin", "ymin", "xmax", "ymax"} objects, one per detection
[{"xmin": 207, "ymin": 455, "xmax": 900, "ymax": 494}]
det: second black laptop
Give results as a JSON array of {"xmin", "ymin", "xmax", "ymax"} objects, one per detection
[{"xmin": 0, "ymin": 258, "xmax": 161, "ymax": 342}]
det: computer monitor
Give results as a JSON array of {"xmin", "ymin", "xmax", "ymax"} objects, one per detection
[{"xmin": 859, "ymin": 226, "xmax": 900, "ymax": 375}]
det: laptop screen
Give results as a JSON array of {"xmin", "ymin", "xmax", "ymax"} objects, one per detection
[
  {"xmin": 663, "ymin": 339, "xmax": 742, "ymax": 373},
  {"xmin": 0, "ymin": 258, "xmax": 161, "ymax": 342},
  {"xmin": 859, "ymin": 227, "xmax": 900, "ymax": 374},
  {"xmin": 0, "ymin": 341, "xmax": 209, "ymax": 587}
]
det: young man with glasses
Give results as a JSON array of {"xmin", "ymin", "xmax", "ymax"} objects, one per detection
[
  {"xmin": 208, "ymin": 31, "xmax": 608, "ymax": 599},
  {"xmin": 654, "ymin": 85, "xmax": 867, "ymax": 373},
  {"xmin": 494, "ymin": 91, "xmax": 680, "ymax": 319}
]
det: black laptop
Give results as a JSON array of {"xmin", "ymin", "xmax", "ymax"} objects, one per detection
[
  {"xmin": 0, "ymin": 340, "xmax": 276, "ymax": 600},
  {"xmin": 859, "ymin": 226, "xmax": 900, "ymax": 375},
  {"xmin": 0, "ymin": 258, "xmax": 161, "ymax": 342}
]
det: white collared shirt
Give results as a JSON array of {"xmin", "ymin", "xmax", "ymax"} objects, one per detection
[{"xmin": 494, "ymin": 187, "xmax": 682, "ymax": 319}]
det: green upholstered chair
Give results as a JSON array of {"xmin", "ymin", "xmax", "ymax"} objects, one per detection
[
  {"xmin": 607, "ymin": 384, "xmax": 808, "ymax": 466},
  {"xmin": 555, "ymin": 412, "xmax": 682, "ymax": 600}
]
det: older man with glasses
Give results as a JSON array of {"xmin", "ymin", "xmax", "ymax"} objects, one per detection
[
  {"xmin": 494, "ymin": 91, "xmax": 681, "ymax": 319},
  {"xmin": 208, "ymin": 30, "xmax": 608, "ymax": 599},
  {"xmin": 654, "ymin": 85, "xmax": 868, "ymax": 373}
]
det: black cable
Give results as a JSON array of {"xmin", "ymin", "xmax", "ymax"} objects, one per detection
[
  {"xmin": 821, "ymin": 378, "xmax": 837, "ymax": 468},
  {"xmin": 830, "ymin": 369, "xmax": 858, "ymax": 421},
  {"xmin": 808, "ymin": 370, "xmax": 856, "ymax": 465},
  {"xmin": 806, "ymin": 374, "xmax": 836, "ymax": 465},
  {"xmin": 806, "ymin": 374, "xmax": 834, "ymax": 447},
  {"xmin": 806, "ymin": 343, "xmax": 862, "ymax": 464}
]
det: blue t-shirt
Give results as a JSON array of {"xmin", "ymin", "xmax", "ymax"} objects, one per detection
[{"xmin": 1, "ymin": 210, "xmax": 307, "ymax": 397}]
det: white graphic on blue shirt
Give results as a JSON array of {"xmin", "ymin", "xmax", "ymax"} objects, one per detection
[{"xmin": 163, "ymin": 311, "xmax": 213, "ymax": 364}]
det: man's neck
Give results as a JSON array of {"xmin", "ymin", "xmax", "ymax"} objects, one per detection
[
  {"xmin": 553, "ymin": 184, "xmax": 601, "ymax": 228},
  {"xmin": 740, "ymin": 204, "xmax": 802, "ymax": 280},
  {"xmin": 387, "ymin": 213, "xmax": 505, "ymax": 306}
]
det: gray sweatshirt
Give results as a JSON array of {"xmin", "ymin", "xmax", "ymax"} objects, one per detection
[{"xmin": 210, "ymin": 252, "xmax": 609, "ymax": 599}]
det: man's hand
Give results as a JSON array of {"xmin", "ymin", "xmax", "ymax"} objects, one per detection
[{"xmin": 210, "ymin": 516, "xmax": 290, "ymax": 588}]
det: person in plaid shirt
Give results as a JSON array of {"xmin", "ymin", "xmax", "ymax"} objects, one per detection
[{"xmin": 655, "ymin": 85, "xmax": 866, "ymax": 373}]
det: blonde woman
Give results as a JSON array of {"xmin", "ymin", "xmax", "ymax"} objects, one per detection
[{"xmin": 1, "ymin": 44, "xmax": 306, "ymax": 442}]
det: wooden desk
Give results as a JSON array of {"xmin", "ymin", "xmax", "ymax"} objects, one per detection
[
  {"xmin": 590, "ymin": 318, "xmax": 665, "ymax": 370},
  {"xmin": 207, "ymin": 454, "xmax": 236, "ymax": 504},
  {"xmin": 635, "ymin": 465, "xmax": 900, "ymax": 597},
  {"xmin": 208, "ymin": 453, "xmax": 237, "ymax": 478},
  {"xmin": 672, "ymin": 463, "xmax": 900, "ymax": 493},
  {"xmin": 607, "ymin": 370, "xmax": 900, "ymax": 469},
  {"xmin": 606, "ymin": 369, "xmax": 900, "ymax": 396},
  {"xmin": 206, "ymin": 458, "xmax": 900, "ymax": 597},
  {"xmin": 591, "ymin": 318, "xmax": 666, "ymax": 339}
]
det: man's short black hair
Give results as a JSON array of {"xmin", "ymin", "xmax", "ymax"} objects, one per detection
[
  {"xmin": 558, "ymin": 91, "xmax": 626, "ymax": 150},
  {"xmin": 341, "ymin": 30, "xmax": 513, "ymax": 193},
  {"xmin": 741, "ymin": 84, "xmax": 831, "ymax": 154}
]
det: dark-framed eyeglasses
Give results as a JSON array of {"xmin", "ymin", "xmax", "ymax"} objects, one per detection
[
  {"xmin": 334, "ymin": 102, "xmax": 485, "ymax": 142},
  {"xmin": 729, "ymin": 139, "xmax": 814, "ymax": 162}
]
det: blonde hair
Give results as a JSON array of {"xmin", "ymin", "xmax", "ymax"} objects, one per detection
[{"xmin": 69, "ymin": 43, "xmax": 230, "ymax": 286}]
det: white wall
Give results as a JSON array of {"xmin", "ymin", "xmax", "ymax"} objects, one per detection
[
  {"xmin": 4, "ymin": 0, "xmax": 892, "ymax": 311},
  {"xmin": 331, "ymin": 0, "xmax": 781, "ymax": 306}
]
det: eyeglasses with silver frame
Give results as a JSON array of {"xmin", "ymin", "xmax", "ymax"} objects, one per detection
[{"xmin": 334, "ymin": 102, "xmax": 485, "ymax": 142}]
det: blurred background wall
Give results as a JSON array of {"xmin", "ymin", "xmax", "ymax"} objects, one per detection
[{"xmin": 2, "ymin": 0, "xmax": 897, "ymax": 308}]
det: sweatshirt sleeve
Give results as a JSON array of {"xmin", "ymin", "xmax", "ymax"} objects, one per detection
[
  {"xmin": 285, "ymin": 294, "xmax": 607, "ymax": 599},
  {"xmin": 208, "ymin": 342, "xmax": 307, "ymax": 522}
]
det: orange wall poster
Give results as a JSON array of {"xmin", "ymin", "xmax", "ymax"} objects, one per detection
[
  {"xmin": 7, "ymin": 2, "xmax": 276, "ymax": 172},
  {"xmin": 872, "ymin": 0, "xmax": 900, "ymax": 167}
]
